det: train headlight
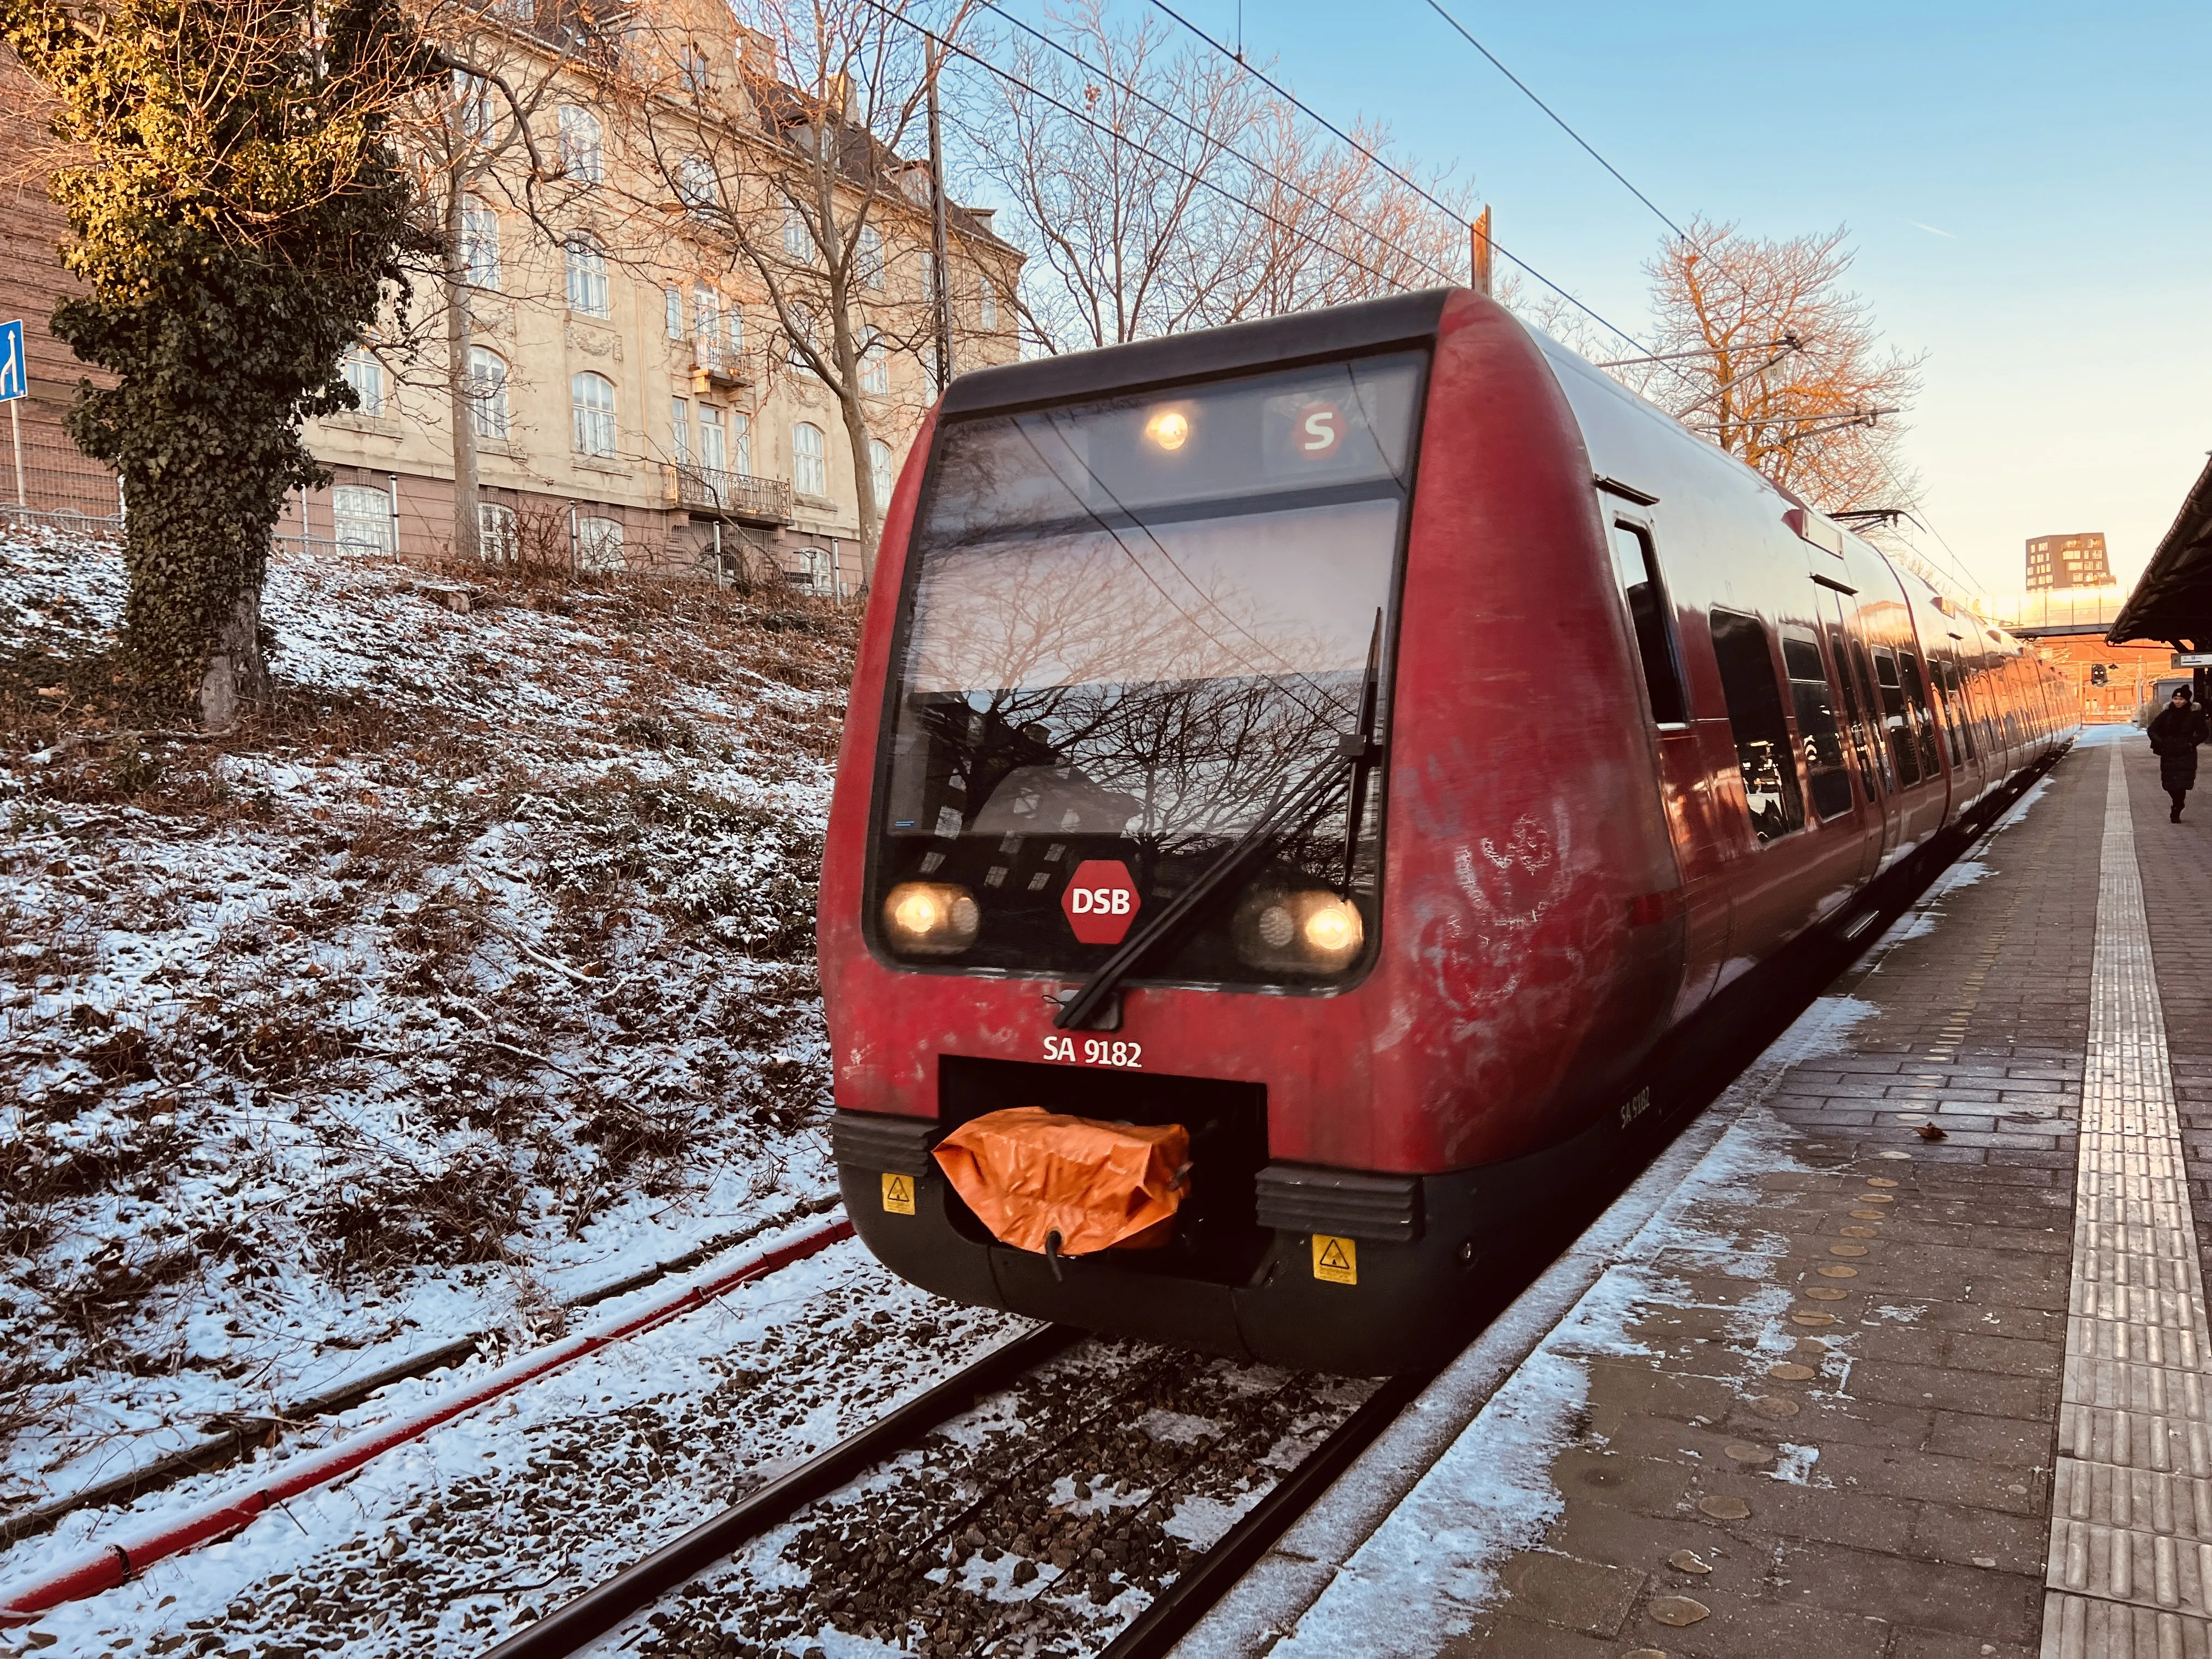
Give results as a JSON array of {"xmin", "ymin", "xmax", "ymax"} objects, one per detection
[
  {"xmin": 882, "ymin": 882, "xmax": 980, "ymax": 956},
  {"xmin": 1232, "ymin": 888, "xmax": 1366, "ymax": 974},
  {"xmin": 1144, "ymin": 407, "xmax": 1191, "ymax": 451}
]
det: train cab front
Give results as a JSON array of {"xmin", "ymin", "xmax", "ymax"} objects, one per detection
[{"xmin": 817, "ymin": 292, "xmax": 1668, "ymax": 1376}]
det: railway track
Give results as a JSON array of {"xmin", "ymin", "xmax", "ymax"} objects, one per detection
[{"xmin": 481, "ymin": 1323, "xmax": 1430, "ymax": 1659}]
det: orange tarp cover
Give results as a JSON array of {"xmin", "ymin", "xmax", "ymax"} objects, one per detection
[{"xmin": 932, "ymin": 1108, "xmax": 1190, "ymax": 1256}]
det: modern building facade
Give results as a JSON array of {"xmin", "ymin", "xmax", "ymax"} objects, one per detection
[{"xmin": 2025, "ymin": 531, "xmax": 2113, "ymax": 592}]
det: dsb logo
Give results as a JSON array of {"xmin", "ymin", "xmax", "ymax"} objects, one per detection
[{"xmin": 1062, "ymin": 859, "xmax": 1142, "ymax": 945}]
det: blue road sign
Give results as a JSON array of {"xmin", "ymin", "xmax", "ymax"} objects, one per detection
[{"xmin": 0, "ymin": 320, "xmax": 24, "ymax": 402}]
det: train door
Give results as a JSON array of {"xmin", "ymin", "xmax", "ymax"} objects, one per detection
[
  {"xmin": 1606, "ymin": 515, "xmax": 1731, "ymax": 1018},
  {"xmin": 1816, "ymin": 584, "xmax": 1893, "ymax": 884}
]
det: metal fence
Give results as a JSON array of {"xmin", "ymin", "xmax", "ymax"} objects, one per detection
[{"xmin": 2, "ymin": 411, "xmax": 122, "ymax": 523}]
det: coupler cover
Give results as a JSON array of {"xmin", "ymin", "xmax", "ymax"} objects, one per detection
[{"xmin": 931, "ymin": 1108, "xmax": 1190, "ymax": 1255}]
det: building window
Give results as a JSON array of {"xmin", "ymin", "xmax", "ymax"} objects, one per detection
[
  {"xmin": 565, "ymin": 234, "xmax": 608, "ymax": 317},
  {"xmin": 793, "ymin": 420, "xmax": 826, "ymax": 496},
  {"xmin": 576, "ymin": 515, "xmax": 624, "ymax": 572},
  {"xmin": 333, "ymin": 484, "xmax": 393, "ymax": 555},
  {"xmin": 479, "ymin": 500, "xmax": 518, "ymax": 564},
  {"xmin": 679, "ymin": 43, "xmax": 710, "ymax": 97},
  {"xmin": 698, "ymin": 404, "xmax": 726, "ymax": 473},
  {"xmin": 786, "ymin": 304, "xmax": 816, "ymax": 373},
  {"xmin": 675, "ymin": 154, "xmax": 716, "ymax": 217},
  {"xmin": 731, "ymin": 410, "xmax": 752, "ymax": 475},
  {"xmin": 572, "ymin": 370, "xmax": 617, "ymax": 456},
  {"xmin": 857, "ymin": 225, "xmax": 885, "ymax": 290},
  {"xmin": 859, "ymin": 329, "xmax": 888, "ymax": 393},
  {"xmin": 467, "ymin": 347, "xmax": 510, "ymax": 439},
  {"xmin": 693, "ymin": 285, "xmax": 719, "ymax": 365},
  {"xmin": 726, "ymin": 307, "xmax": 743, "ymax": 362},
  {"xmin": 979, "ymin": 272, "xmax": 996, "ymax": 331},
  {"xmin": 783, "ymin": 208, "xmax": 812, "ymax": 263},
  {"xmin": 869, "ymin": 437, "xmax": 893, "ymax": 512},
  {"xmin": 460, "ymin": 196, "xmax": 500, "ymax": 289},
  {"xmin": 341, "ymin": 345, "xmax": 384, "ymax": 416},
  {"xmin": 558, "ymin": 105, "xmax": 603, "ymax": 183},
  {"xmin": 453, "ymin": 69, "xmax": 495, "ymax": 142},
  {"xmin": 664, "ymin": 286, "xmax": 683, "ymax": 340},
  {"xmin": 670, "ymin": 395, "xmax": 691, "ymax": 464}
]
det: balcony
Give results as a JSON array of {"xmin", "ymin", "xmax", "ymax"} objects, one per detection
[
  {"xmin": 669, "ymin": 463, "xmax": 792, "ymax": 526},
  {"xmin": 689, "ymin": 341, "xmax": 748, "ymax": 395}
]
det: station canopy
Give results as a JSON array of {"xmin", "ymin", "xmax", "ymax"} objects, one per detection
[{"xmin": 2110, "ymin": 455, "xmax": 2212, "ymax": 648}]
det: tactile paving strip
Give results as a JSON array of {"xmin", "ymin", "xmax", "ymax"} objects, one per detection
[{"xmin": 2046, "ymin": 751, "xmax": 2212, "ymax": 1651}]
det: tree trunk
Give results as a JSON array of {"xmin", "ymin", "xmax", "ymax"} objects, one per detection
[
  {"xmin": 444, "ymin": 179, "xmax": 482, "ymax": 565},
  {"xmin": 197, "ymin": 579, "xmax": 264, "ymax": 727}
]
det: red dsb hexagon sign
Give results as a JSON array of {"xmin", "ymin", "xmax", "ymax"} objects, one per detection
[{"xmin": 1062, "ymin": 860, "xmax": 1142, "ymax": 945}]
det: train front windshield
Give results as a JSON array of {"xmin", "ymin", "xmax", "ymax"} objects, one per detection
[{"xmin": 871, "ymin": 351, "xmax": 1425, "ymax": 987}]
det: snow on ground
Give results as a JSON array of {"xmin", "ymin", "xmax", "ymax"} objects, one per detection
[{"xmin": 0, "ymin": 526, "xmax": 859, "ymax": 1524}]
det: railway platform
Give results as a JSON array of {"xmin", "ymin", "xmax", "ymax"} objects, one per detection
[{"xmin": 1181, "ymin": 724, "xmax": 2206, "ymax": 1659}]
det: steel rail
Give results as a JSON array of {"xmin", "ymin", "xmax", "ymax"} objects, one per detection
[
  {"xmin": 480, "ymin": 1322, "xmax": 1080, "ymax": 1659},
  {"xmin": 1094, "ymin": 1364, "xmax": 1435, "ymax": 1659}
]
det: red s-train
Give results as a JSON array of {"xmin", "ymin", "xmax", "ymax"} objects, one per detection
[{"xmin": 817, "ymin": 289, "xmax": 2073, "ymax": 1375}]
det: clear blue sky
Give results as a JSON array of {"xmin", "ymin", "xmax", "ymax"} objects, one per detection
[{"xmin": 991, "ymin": 1, "xmax": 2212, "ymax": 595}]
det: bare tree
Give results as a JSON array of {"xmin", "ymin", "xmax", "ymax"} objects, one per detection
[
  {"xmin": 952, "ymin": 0, "xmax": 1469, "ymax": 354},
  {"xmin": 384, "ymin": 0, "xmax": 599, "ymax": 565},
  {"xmin": 616, "ymin": 0, "xmax": 976, "ymax": 583},
  {"xmin": 1632, "ymin": 218, "xmax": 1924, "ymax": 512}
]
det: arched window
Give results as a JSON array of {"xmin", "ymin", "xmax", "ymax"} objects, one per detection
[
  {"xmin": 675, "ymin": 155, "xmax": 716, "ymax": 216},
  {"xmin": 572, "ymin": 371, "xmax": 617, "ymax": 456},
  {"xmin": 460, "ymin": 196, "xmax": 500, "ymax": 289},
  {"xmin": 565, "ymin": 234, "xmax": 608, "ymax": 317},
  {"xmin": 467, "ymin": 347, "xmax": 509, "ymax": 440},
  {"xmin": 859, "ymin": 329, "xmax": 888, "ymax": 394},
  {"xmin": 856, "ymin": 225, "xmax": 885, "ymax": 290},
  {"xmin": 783, "ymin": 208, "xmax": 813, "ymax": 263},
  {"xmin": 341, "ymin": 345, "xmax": 384, "ymax": 416},
  {"xmin": 557, "ymin": 105, "xmax": 603, "ymax": 183},
  {"xmin": 793, "ymin": 421, "xmax": 826, "ymax": 496},
  {"xmin": 869, "ymin": 437, "xmax": 893, "ymax": 512}
]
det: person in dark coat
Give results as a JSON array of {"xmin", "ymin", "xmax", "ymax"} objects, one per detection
[{"xmin": 2149, "ymin": 687, "xmax": 2210, "ymax": 820}]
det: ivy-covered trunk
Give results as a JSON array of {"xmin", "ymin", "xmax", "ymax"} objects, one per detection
[{"xmin": 4, "ymin": 0, "xmax": 426, "ymax": 723}]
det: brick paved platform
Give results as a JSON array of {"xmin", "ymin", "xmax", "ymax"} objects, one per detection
[{"xmin": 1182, "ymin": 726, "xmax": 2212, "ymax": 1659}]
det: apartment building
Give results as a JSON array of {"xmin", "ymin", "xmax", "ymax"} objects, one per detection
[{"xmin": 2, "ymin": 3, "xmax": 1021, "ymax": 592}]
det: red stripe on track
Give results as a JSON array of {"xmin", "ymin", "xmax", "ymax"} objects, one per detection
[{"xmin": 0, "ymin": 1218, "xmax": 854, "ymax": 1626}]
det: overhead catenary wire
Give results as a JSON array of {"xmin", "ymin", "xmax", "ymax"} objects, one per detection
[
  {"xmin": 969, "ymin": 0, "xmax": 1465, "ymax": 295},
  {"xmin": 1419, "ymin": 0, "xmax": 1691, "ymax": 244},
  {"xmin": 859, "ymin": 0, "xmax": 1462, "ymax": 301},
  {"xmin": 1141, "ymin": 0, "xmax": 1662, "ymax": 356}
]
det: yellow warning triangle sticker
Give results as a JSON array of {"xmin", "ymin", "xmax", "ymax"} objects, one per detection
[
  {"xmin": 881, "ymin": 1172, "xmax": 915, "ymax": 1215},
  {"xmin": 1318, "ymin": 1238, "xmax": 1351, "ymax": 1269},
  {"xmin": 1312, "ymin": 1233, "xmax": 1356, "ymax": 1284}
]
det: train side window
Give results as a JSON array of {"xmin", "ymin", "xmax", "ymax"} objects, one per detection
[
  {"xmin": 1846, "ymin": 634, "xmax": 1894, "ymax": 793},
  {"xmin": 1871, "ymin": 646, "xmax": 1922, "ymax": 787},
  {"xmin": 1606, "ymin": 522, "xmax": 1689, "ymax": 726},
  {"xmin": 1710, "ymin": 608, "xmax": 1805, "ymax": 843},
  {"xmin": 1781, "ymin": 628, "xmax": 1853, "ymax": 821},
  {"xmin": 1898, "ymin": 651, "xmax": 1943, "ymax": 778},
  {"xmin": 1937, "ymin": 656, "xmax": 1974, "ymax": 761}
]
